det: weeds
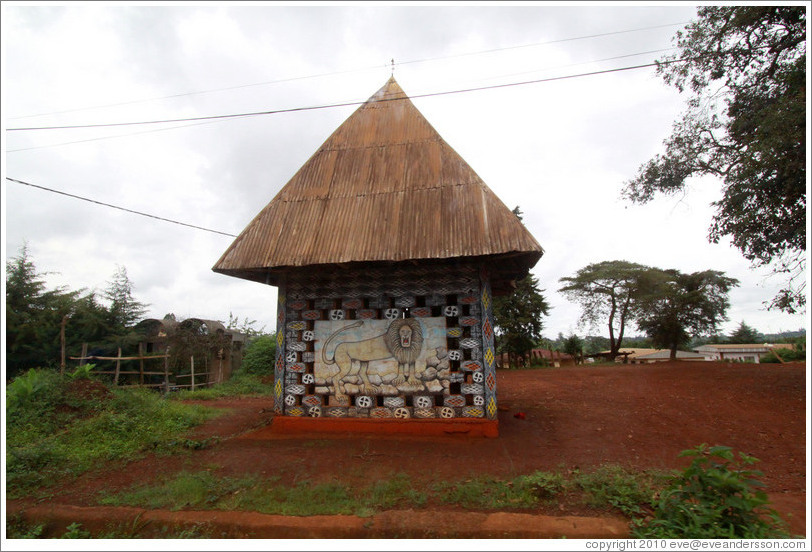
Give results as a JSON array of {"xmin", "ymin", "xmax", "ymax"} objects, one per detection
[
  {"xmin": 6, "ymin": 369, "xmax": 218, "ymax": 497},
  {"xmin": 632, "ymin": 444, "xmax": 791, "ymax": 538},
  {"xmin": 169, "ymin": 372, "xmax": 273, "ymax": 400},
  {"xmin": 574, "ymin": 465, "xmax": 668, "ymax": 517}
]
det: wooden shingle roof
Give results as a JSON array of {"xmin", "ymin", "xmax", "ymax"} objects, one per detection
[{"xmin": 213, "ymin": 76, "xmax": 543, "ymax": 289}]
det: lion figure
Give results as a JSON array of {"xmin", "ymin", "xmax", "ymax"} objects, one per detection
[{"xmin": 321, "ymin": 318, "xmax": 424, "ymax": 397}]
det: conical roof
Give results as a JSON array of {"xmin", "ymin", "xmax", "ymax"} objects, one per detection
[{"xmin": 213, "ymin": 77, "xmax": 543, "ymax": 290}]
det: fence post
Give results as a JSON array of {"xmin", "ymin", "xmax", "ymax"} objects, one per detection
[
  {"xmin": 191, "ymin": 355, "xmax": 195, "ymax": 391},
  {"xmin": 60, "ymin": 315, "xmax": 68, "ymax": 375},
  {"xmin": 163, "ymin": 346, "xmax": 171, "ymax": 395},
  {"xmin": 114, "ymin": 347, "xmax": 122, "ymax": 385},
  {"xmin": 139, "ymin": 342, "xmax": 145, "ymax": 385},
  {"xmin": 80, "ymin": 343, "xmax": 88, "ymax": 366}
]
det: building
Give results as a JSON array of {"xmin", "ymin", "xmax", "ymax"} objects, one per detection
[
  {"xmin": 621, "ymin": 348, "xmax": 705, "ymax": 363},
  {"xmin": 135, "ymin": 317, "xmax": 245, "ymax": 385},
  {"xmin": 693, "ymin": 343, "xmax": 794, "ymax": 363},
  {"xmin": 213, "ymin": 77, "xmax": 543, "ymax": 436}
]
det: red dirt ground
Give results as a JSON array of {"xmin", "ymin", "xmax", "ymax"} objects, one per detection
[{"xmin": 8, "ymin": 361, "xmax": 807, "ymax": 537}]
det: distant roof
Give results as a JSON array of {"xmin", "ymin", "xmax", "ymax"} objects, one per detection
[
  {"xmin": 630, "ymin": 349, "xmax": 705, "ymax": 360},
  {"xmin": 599, "ymin": 348, "xmax": 704, "ymax": 360},
  {"xmin": 213, "ymin": 76, "xmax": 543, "ymax": 290},
  {"xmin": 695, "ymin": 343, "xmax": 792, "ymax": 353}
]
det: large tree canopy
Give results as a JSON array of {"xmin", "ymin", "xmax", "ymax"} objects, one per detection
[
  {"xmin": 635, "ymin": 269, "xmax": 739, "ymax": 359},
  {"xmin": 623, "ymin": 7, "xmax": 806, "ymax": 313},
  {"xmin": 558, "ymin": 260, "xmax": 654, "ymax": 359}
]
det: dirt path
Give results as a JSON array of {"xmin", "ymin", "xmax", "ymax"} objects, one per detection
[{"xmin": 8, "ymin": 361, "xmax": 806, "ymax": 537}]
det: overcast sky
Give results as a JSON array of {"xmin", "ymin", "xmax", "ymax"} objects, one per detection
[{"xmin": 3, "ymin": 3, "xmax": 808, "ymax": 344}]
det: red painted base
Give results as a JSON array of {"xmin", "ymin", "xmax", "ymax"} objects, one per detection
[{"xmin": 249, "ymin": 416, "xmax": 499, "ymax": 438}]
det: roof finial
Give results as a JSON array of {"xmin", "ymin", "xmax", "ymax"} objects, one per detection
[{"xmin": 390, "ymin": 58, "xmax": 395, "ymax": 77}]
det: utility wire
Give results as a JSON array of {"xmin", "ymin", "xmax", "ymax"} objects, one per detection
[
  {"xmin": 7, "ymin": 119, "xmax": 223, "ymax": 153},
  {"xmin": 6, "ymin": 177, "xmax": 238, "ymax": 238},
  {"xmin": 7, "ymin": 59, "xmax": 684, "ymax": 133},
  {"xmin": 9, "ymin": 20, "xmax": 687, "ymax": 121},
  {"xmin": 398, "ymin": 21, "xmax": 687, "ymax": 66}
]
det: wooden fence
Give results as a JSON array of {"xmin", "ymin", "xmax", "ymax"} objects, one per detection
[{"xmin": 70, "ymin": 345, "xmax": 218, "ymax": 392}]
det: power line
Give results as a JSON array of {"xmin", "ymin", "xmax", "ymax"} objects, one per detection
[
  {"xmin": 6, "ymin": 177, "xmax": 237, "ymax": 238},
  {"xmin": 8, "ymin": 20, "xmax": 688, "ymax": 121},
  {"xmin": 7, "ymin": 119, "xmax": 222, "ymax": 153},
  {"xmin": 6, "ymin": 59, "xmax": 684, "ymax": 133},
  {"xmin": 398, "ymin": 21, "xmax": 687, "ymax": 66}
]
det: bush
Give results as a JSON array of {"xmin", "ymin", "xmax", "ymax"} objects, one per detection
[
  {"xmin": 240, "ymin": 334, "xmax": 277, "ymax": 376},
  {"xmin": 761, "ymin": 344, "xmax": 805, "ymax": 363},
  {"xmin": 632, "ymin": 444, "xmax": 790, "ymax": 538}
]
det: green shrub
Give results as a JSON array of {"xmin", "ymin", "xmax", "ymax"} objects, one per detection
[
  {"xmin": 68, "ymin": 363, "xmax": 96, "ymax": 380},
  {"xmin": 632, "ymin": 444, "xmax": 790, "ymax": 538},
  {"xmin": 240, "ymin": 335, "xmax": 277, "ymax": 376},
  {"xmin": 761, "ymin": 344, "xmax": 806, "ymax": 363},
  {"xmin": 6, "ymin": 368, "xmax": 63, "ymax": 416}
]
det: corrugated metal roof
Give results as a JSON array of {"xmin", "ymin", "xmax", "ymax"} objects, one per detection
[{"xmin": 213, "ymin": 76, "xmax": 543, "ymax": 286}]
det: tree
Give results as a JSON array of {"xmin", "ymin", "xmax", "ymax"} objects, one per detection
[
  {"xmin": 558, "ymin": 260, "xmax": 654, "ymax": 360},
  {"xmin": 728, "ymin": 321, "xmax": 761, "ymax": 344},
  {"xmin": 492, "ymin": 274, "xmax": 550, "ymax": 368},
  {"xmin": 103, "ymin": 265, "xmax": 148, "ymax": 332},
  {"xmin": 561, "ymin": 333, "xmax": 584, "ymax": 364},
  {"xmin": 636, "ymin": 269, "xmax": 739, "ymax": 359},
  {"xmin": 623, "ymin": 7, "xmax": 806, "ymax": 313},
  {"xmin": 5, "ymin": 245, "xmax": 78, "ymax": 377}
]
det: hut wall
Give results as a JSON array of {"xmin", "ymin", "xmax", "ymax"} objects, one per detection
[{"xmin": 273, "ymin": 262, "xmax": 497, "ymax": 420}]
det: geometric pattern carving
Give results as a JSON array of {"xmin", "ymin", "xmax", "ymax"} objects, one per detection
[
  {"xmin": 302, "ymin": 395, "xmax": 323, "ymax": 407},
  {"xmin": 443, "ymin": 395, "xmax": 466, "ymax": 407},
  {"xmin": 370, "ymin": 407, "xmax": 393, "ymax": 418},
  {"xmin": 413, "ymin": 396, "xmax": 433, "ymax": 408},
  {"xmin": 393, "ymin": 407, "xmax": 411, "ymax": 418},
  {"xmin": 486, "ymin": 397, "xmax": 497, "ymax": 418},
  {"xmin": 383, "ymin": 396, "xmax": 406, "ymax": 408},
  {"xmin": 460, "ymin": 338, "xmax": 479, "ymax": 349},
  {"xmin": 447, "ymin": 327, "xmax": 463, "ymax": 338}
]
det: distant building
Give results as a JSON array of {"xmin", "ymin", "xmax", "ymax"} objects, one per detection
[
  {"xmin": 596, "ymin": 348, "xmax": 705, "ymax": 363},
  {"xmin": 693, "ymin": 343, "xmax": 793, "ymax": 363}
]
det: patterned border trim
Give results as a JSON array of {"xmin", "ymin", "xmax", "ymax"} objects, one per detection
[
  {"xmin": 479, "ymin": 266, "xmax": 498, "ymax": 420},
  {"xmin": 274, "ymin": 284, "xmax": 286, "ymax": 414}
]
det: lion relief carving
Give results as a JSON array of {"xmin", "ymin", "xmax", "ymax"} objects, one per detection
[{"xmin": 321, "ymin": 318, "xmax": 424, "ymax": 398}]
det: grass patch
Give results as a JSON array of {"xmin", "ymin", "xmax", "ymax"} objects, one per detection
[
  {"xmin": 435, "ymin": 467, "xmax": 666, "ymax": 515},
  {"xmin": 574, "ymin": 465, "xmax": 669, "ymax": 516},
  {"xmin": 100, "ymin": 471, "xmax": 428, "ymax": 517},
  {"xmin": 169, "ymin": 372, "xmax": 273, "ymax": 400},
  {"xmin": 102, "ymin": 466, "xmax": 656, "ymax": 518},
  {"xmin": 6, "ymin": 369, "xmax": 219, "ymax": 498}
]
